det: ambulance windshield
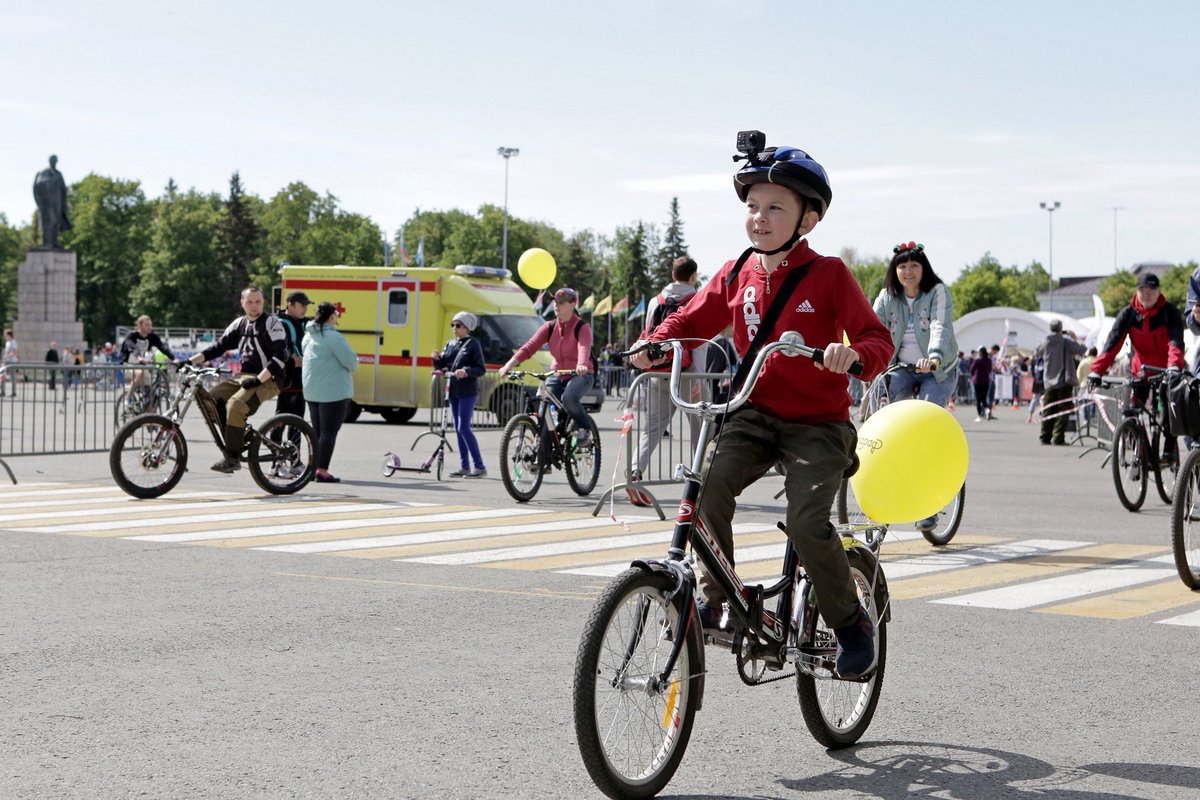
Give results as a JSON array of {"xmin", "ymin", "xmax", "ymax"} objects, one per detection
[{"xmin": 475, "ymin": 314, "xmax": 546, "ymax": 364}]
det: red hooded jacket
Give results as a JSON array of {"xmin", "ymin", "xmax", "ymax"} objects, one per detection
[
  {"xmin": 1091, "ymin": 293, "xmax": 1185, "ymax": 376},
  {"xmin": 649, "ymin": 240, "xmax": 893, "ymax": 424}
]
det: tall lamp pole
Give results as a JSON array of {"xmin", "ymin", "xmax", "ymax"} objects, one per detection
[
  {"xmin": 1040, "ymin": 201, "xmax": 1061, "ymax": 312},
  {"xmin": 1110, "ymin": 206, "xmax": 1125, "ymax": 272},
  {"xmin": 497, "ymin": 147, "xmax": 520, "ymax": 271}
]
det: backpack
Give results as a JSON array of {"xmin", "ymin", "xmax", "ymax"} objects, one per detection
[
  {"xmin": 545, "ymin": 318, "xmax": 600, "ymax": 376},
  {"xmin": 640, "ymin": 292, "xmax": 694, "ymax": 371},
  {"xmin": 1166, "ymin": 375, "xmax": 1200, "ymax": 438}
]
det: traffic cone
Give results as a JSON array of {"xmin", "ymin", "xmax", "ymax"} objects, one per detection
[
  {"xmin": 948, "ymin": 396, "xmax": 956, "ymax": 411},
  {"xmin": 1012, "ymin": 398, "xmax": 1019, "ymax": 409}
]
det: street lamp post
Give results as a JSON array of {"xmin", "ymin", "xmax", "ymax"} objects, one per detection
[
  {"xmin": 1111, "ymin": 206, "xmax": 1125, "ymax": 272},
  {"xmin": 1040, "ymin": 201, "xmax": 1060, "ymax": 312},
  {"xmin": 497, "ymin": 146, "xmax": 520, "ymax": 271}
]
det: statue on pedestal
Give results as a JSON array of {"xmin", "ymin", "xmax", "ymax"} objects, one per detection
[{"xmin": 33, "ymin": 154, "xmax": 72, "ymax": 250}]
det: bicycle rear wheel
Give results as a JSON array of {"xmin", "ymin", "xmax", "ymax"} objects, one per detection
[
  {"xmin": 1171, "ymin": 448, "xmax": 1200, "ymax": 590},
  {"xmin": 565, "ymin": 416, "xmax": 601, "ymax": 496},
  {"xmin": 109, "ymin": 414, "xmax": 188, "ymax": 499},
  {"xmin": 248, "ymin": 414, "xmax": 315, "ymax": 494},
  {"xmin": 500, "ymin": 413, "xmax": 543, "ymax": 502},
  {"xmin": 796, "ymin": 545, "xmax": 887, "ymax": 748},
  {"xmin": 574, "ymin": 568, "xmax": 701, "ymax": 799},
  {"xmin": 921, "ymin": 483, "xmax": 966, "ymax": 546},
  {"xmin": 1111, "ymin": 417, "xmax": 1148, "ymax": 511},
  {"xmin": 1153, "ymin": 429, "xmax": 1179, "ymax": 505}
]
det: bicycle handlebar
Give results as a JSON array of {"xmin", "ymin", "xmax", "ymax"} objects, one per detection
[
  {"xmin": 631, "ymin": 332, "xmax": 864, "ymax": 417},
  {"xmin": 504, "ymin": 369, "xmax": 576, "ymax": 381}
]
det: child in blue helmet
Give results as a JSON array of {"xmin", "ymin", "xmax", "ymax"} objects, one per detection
[{"xmin": 630, "ymin": 133, "xmax": 894, "ymax": 678}]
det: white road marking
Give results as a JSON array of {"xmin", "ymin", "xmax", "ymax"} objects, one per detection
[
  {"xmin": 1158, "ymin": 607, "xmax": 1200, "ymax": 627},
  {"xmin": 883, "ymin": 539, "xmax": 1089, "ymax": 581},
  {"xmin": 0, "ymin": 496, "xmax": 276, "ymax": 523},
  {"xmin": 934, "ymin": 555, "xmax": 1177, "ymax": 609}
]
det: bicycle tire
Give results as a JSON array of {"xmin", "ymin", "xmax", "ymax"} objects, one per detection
[
  {"xmin": 436, "ymin": 447, "xmax": 444, "ymax": 482},
  {"xmin": 109, "ymin": 414, "xmax": 188, "ymax": 499},
  {"xmin": 500, "ymin": 413, "xmax": 543, "ymax": 502},
  {"xmin": 1170, "ymin": 448, "xmax": 1200, "ymax": 590},
  {"xmin": 921, "ymin": 483, "xmax": 966, "ymax": 546},
  {"xmin": 248, "ymin": 414, "xmax": 315, "ymax": 495},
  {"xmin": 1153, "ymin": 428, "xmax": 1179, "ymax": 505},
  {"xmin": 796, "ymin": 545, "xmax": 887, "ymax": 748},
  {"xmin": 574, "ymin": 568, "xmax": 701, "ymax": 799},
  {"xmin": 381, "ymin": 454, "xmax": 397, "ymax": 478},
  {"xmin": 565, "ymin": 416, "xmax": 602, "ymax": 496},
  {"xmin": 1111, "ymin": 417, "xmax": 1148, "ymax": 511}
]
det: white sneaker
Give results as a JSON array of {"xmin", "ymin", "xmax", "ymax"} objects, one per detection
[{"xmin": 974, "ymin": 416, "xmax": 983, "ymax": 422}]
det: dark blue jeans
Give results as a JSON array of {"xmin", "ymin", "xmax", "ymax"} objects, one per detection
[
  {"xmin": 450, "ymin": 394, "xmax": 484, "ymax": 470},
  {"xmin": 546, "ymin": 373, "xmax": 593, "ymax": 430}
]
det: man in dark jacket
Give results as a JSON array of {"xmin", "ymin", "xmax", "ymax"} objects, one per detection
[
  {"xmin": 1035, "ymin": 320, "xmax": 1086, "ymax": 445},
  {"xmin": 45, "ymin": 341, "xmax": 59, "ymax": 390},
  {"xmin": 275, "ymin": 291, "xmax": 311, "ymax": 421}
]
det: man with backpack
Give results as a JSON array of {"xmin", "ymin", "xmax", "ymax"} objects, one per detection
[
  {"xmin": 626, "ymin": 256, "xmax": 710, "ymax": 506},
  {"xmin": 498, "ymin": 287, "xmax": 596, "ymax": 447}
]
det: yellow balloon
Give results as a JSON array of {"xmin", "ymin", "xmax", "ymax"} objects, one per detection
[
  {"xmin": 517, "ymin": 248, "xmax": 557, "ymax": 290},
  {"xmin": 849, "ymin": 400, "xmax": 969, "ymax": 523}
]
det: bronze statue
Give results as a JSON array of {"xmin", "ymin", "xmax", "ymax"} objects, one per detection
[{"xmin": 33, "ymin": 155, "xmax": 72, "ymax": 249}]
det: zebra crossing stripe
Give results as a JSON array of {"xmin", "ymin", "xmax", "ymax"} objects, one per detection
[
  {"xmin": 492, "ymin": 528, "xmax": 784, "ymax": 572},
  {"xmin": 882, "ymin": 539, "xmax": 1088, "ymax": 582},
  {"xmin": 0, "ymin": 496, "xmax": 283, "ymax": 524},
  {"xmin": 254, "ymin": 514, "xmax": 623, "ymax": 554},
  {"xmin": 22, "ymin": 501, "xmax": 410, "ymax": 535},
  {"xmin": 1036, "ymin": 577, "xmax": 1200, "ymax": 619},
  {"xmin": 1158, "ymin": 607, "xmax": 1200, "ymax": 627},
  {"xmin": 0, "ymin": 490, "xmax": 234, "ymax": 514},
  {"xmin": 402, "ymin": 528, "xmax": 699, "ymax": 566},
  {"xmin": 933, "ymin": 554, "xmax": 1177, "ymax": 610},
  {"xmin": 127, "ymin": 507, "xmax": 549, "ymax": 543}
]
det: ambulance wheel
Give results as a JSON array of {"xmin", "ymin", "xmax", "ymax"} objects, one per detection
[
  {"xmin": 344, "ymin": 402, "xmax": 362, "ymax": 423},
  {"xmin": 379, "ymin": 407, "xmax": 417, "ymax": 424}
]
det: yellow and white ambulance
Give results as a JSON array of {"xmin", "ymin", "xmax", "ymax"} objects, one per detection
[{"xmin": 277, "ymin": 264, "xmax": 601, "ymax": 424}]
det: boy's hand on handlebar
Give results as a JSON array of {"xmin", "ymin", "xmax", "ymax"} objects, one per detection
[
  {"xmin": 627, "ymin": 339, "xmax": 666, "ymax": 371},
  {"xmin": 816, "ymin": 343, "xmax": 860, "ymax": 374}
]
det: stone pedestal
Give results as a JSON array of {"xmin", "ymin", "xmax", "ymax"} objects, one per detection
[{"xmin": 13, "ymin": 249, "xmax": 85, "ymax": 362}]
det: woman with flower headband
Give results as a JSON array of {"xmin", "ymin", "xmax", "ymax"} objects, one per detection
[{"xmin": 871, "ymin": 242, "xmax": 960, "ymax": 408}]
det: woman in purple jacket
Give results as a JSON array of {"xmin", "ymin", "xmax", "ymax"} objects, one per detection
[{"xmin": 969, "ymin": 346, "xmax": 994, "ymax": 421}]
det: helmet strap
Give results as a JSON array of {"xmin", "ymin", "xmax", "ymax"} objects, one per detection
[{"xmin": 724, "ymin": 197, "xmax": 810, "ymax": 285}]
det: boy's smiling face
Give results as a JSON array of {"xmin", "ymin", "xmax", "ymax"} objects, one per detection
[{"xmin": 744, "ymin": 183, "xmax": 811, "ymax": 253}]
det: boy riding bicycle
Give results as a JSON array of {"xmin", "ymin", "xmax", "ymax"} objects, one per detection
[{"xmin": 629, "ymin": 132, "xmax": 893, "ymax": 677}]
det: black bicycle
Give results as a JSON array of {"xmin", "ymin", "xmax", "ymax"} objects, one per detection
[
  {"xmin": 114, "ymin": 361, "xmax": 172, "ymax": 429},
  {"xmin": 1109, "ymin": 367, "xmax": 1177, "ymax": 511},
  {"xmin": 109, "ymin": 364, "xmax": 316, "ymax": 498},
  {"xmin": 840, "ymin": 362, "xmax": 965, "ymax": 546},
  {"xmin": 499, "ymin": 370, "xmax": 601, "ymax": 502},
  {"xmin": 574, "ymin": 333, "xmax": 890, "ymax": 799}
]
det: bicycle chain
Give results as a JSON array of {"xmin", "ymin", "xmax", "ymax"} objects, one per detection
[{"xmin": 736, "ymin": 647, "xmax": 796, "ymax": 686}]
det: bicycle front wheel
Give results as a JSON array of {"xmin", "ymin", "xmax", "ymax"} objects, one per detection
[
  {"xmin": 796, "ymin": 545, "xmax": 887, "ymax": 748},
  {"xmin": 565, "ymin": 416, "xmax": 602, "ymax": 496},
  {"xmin": 1171, "ymin": 448, "xmax": 1200, "ymax": 590},
  {"xmin": 500, "ymin": 413, "xmax": 543, "ymax": 502},
  {"xmin": 248, "ymin": 414, "xmax": 315, "ymax": 494},
  {"xmin": 109, "ymin": 414, "xmax": 188, "ymax": 498},
  {"xmin": 1111, "ymin": 417, "xmax": 1148, "ymax": 511},
  {"xmin": 574, "ymin": 568, "xmax": 701, "ymax": 799}
]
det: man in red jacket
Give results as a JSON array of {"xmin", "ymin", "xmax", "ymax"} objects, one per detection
[
  {"xmin": 630, "ymin": 136, "xmax": 893, "ymax": 678},
  {"xmin": 1088, "ymin": 271, "xmax": 1185, "ymax": 461}
]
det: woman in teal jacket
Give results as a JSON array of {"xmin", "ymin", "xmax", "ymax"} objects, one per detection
[
  {"xmin": 301, "ymin": 302, "xmax": 359, "ymax": 483},
  {"xmin": 871, "ymin": 242, "xmax": 959, "ymax": 408}
]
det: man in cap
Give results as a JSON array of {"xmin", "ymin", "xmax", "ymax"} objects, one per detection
[
  {"xmin": 1035, "ymin": 319, "xmax": 1086, "ymax": 445},
  {"xmin": 1088, "ymin": 271, "xmax": 1186, "ymax": 457},
  {"xmin": 275, "ymin": 290, "xmax": 312, "ymax": 424}
]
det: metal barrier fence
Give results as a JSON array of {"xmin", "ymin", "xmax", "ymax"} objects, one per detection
[
  {"xmin": 591, "ymin": 371, "xmax": 735, "ymax": 520},
  {"xmin": 0, "ymin": 363, "xmax": 163, "ymax": 484}
]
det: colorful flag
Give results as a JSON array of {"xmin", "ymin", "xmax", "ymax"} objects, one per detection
[
  {"xmin": 594, "ymin": 295, "xmax": 613, "ymax": 316},
  {"xmin": 415, "ymin": 235, "xmax": 425, "ymax": 267},
  {"xmin": 627, "ymin": 297, "xmax": 646, "ymax": 321},
  {"xmin": 613, "ymin": 296, "xmax": 629, "ymax": 316},
  {"xmin": 398, "ymin": 229, "xmax": 410, "ymax": 266},
  {"xmin": 579, "ymin": 294, "xmax": 596, "ymax": 313}
]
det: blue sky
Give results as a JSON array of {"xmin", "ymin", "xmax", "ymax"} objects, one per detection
[{"xmin": 3, "ymin": 1, "xmax": 1198, "ymax": 286}]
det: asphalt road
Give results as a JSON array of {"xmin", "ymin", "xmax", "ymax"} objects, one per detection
[{"xmin": 2, "ymin": 397, "xmax": 1199, "ymax": 800}]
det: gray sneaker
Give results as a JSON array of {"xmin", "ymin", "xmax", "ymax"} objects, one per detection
[
  {"xmin": 466, "ymin": 467, "xmax": 488, "ymax": 478},
  {"xmin": 449, "ymin": 467, "xmax": 470, "ymax": 478},
  {"xmin": 210, "ymin": 456, "xmax": 241, "ymax": 473}
]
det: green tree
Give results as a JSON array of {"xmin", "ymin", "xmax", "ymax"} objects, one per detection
[
  {"xmin": 950, "ymin": 253, "xmax": 1048, "ymax": 317},
  {"xmin": 655, "ymin": 197, "xmax": 688, "ymax": 287},
  {"xmin": 216, "ymin": 171, "xmax": 264, "ymax": 307},
  {"xmin": 1161, "ymin": 261, "xmax": 1196, "ymax": 314},
  {"xmin": 257, "ymin": 182, "xmax": 383, "ymax": 277},
  {"xmin": 841, "ymin": 247, "xmax": 888, "ymax": 305},
  {"xmin": 559, "ymin": 230, "xmax": 608, "ymax": 301},
  {"xmin": 400, "ymin": 208, "xmax": 476, "ymax": 268},
  {"xmin": 1098, "ymin": 271, "xmax": 1138, "ymax": 316},
  {"xmin": 0, "ymin": 214, "xmax": 36, "ymax": 329},
  {"xmin": 131, "ymin": 188, "xmax": 225, "ymax": 327},
  {"xmin": 610, "ymin": 223, "xmax": 655, "ymax": 342},
  {"xmin": 60, "ymin": 175, "xmax": 152, "ymax": 344}
]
